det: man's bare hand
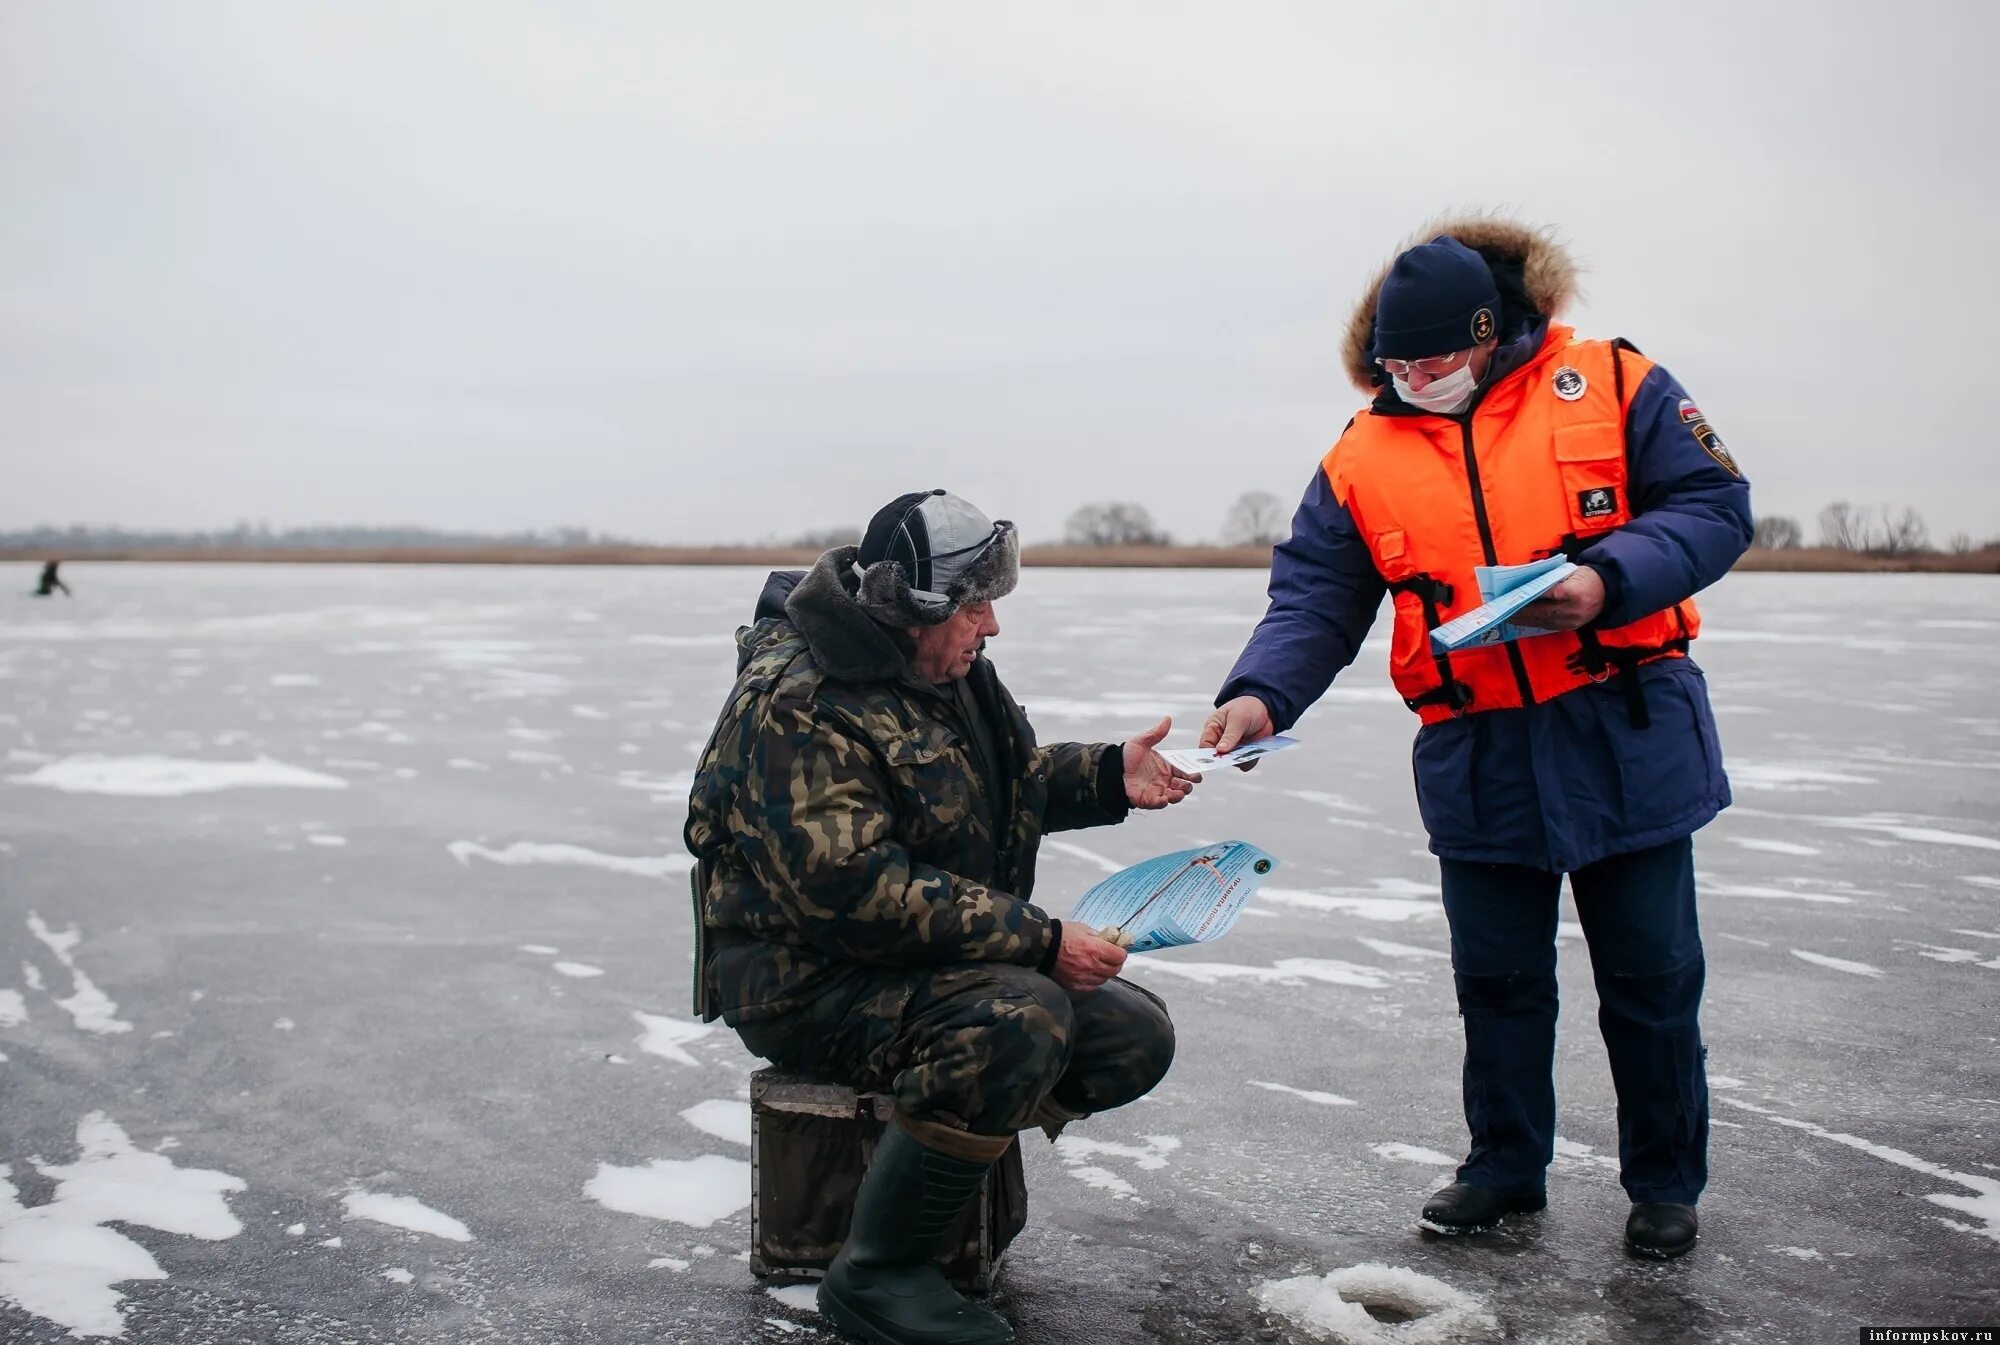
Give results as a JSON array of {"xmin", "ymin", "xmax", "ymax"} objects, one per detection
[
  {"xmin": 1514, "ymin": 567, "xmax": 1607, "ymax": 631},
  {"xmin": 1122, "ymin": 716, "xmax": 1198, "ymax": 809},
  {"xmin": 1198, "ymin": 695, "xmax": 1275, "ymax": 769},
  {"xmin": 1049, "ymin": 925, "xmax": 1127, "ymax": 992}
]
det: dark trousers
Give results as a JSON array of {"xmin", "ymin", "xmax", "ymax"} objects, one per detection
[
  {"xmin": 1441, "ymin": 836, "xmax": 1708, "ymax": 1205},
  {"xmin": 735, "ymin": 963, "xmax": 1175, "ymax": 1137}
]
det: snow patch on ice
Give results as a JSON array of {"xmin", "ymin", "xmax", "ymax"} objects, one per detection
[
  {"xmin": 1961, "ymin": 876, "xmax": 2000, "ymax": 890},
  {"xmin": 584, "ymin": 1155, "xmax": 750, "ymax": 1228},
  {"xmin": 1710, "ymin": 1076, "xmax": 1745, "ymax": 1090},
  {"xmin": 1132, "ymin": 957, "xmax": 1391, "ymax": 989},
  {"xmin": 1054, "ymin": 1135, "xmax": 1178, "ymax": 1172},
  {"xmin": 1704, "ymin": 881, "xmax": 1856, "ymax": 905},
  {"xmin": 448, "ymin": 840, "xmax": 694, "ymax": 879},
  {"xmin": 1727, "ymin": 762, "xmax": 1877, "ymax": 792},
  {"xmin": 1256, "ymin": 1263, "xmax": 1499, "ymax": 1343},
  {"xmin": 1725, "ymin": 836, "xmax": 1822, "ymax": 856},
  {"xmin": 1552, "ymin": 1137, "xmax": 1619, "ymax": 1171},
  {"xmin": 382, "ymin": 1267, "xmax": 414, "ymax": 1285},
  {"xmin": 1066, "ymin": 1166, "xmax": 1137, "ymax": 1198},
  {"xmin": 286, "ymin": 1223, "xmax": 304, "ymax": 1236},
  {"xmin": 1370, "ymin": 1143, "xmax": 1456, "ymax": 1166},
  {"xmin": 1259, "ymin": 882, "xmax": 1439, "ymax": 923},
  {"xmin": 552, "ymin": 962, "xmax": 604, "ymax": 979},
  {"xmin": 1251, "ymin": 1081, "xmax": 1357, "ymax": 1107},
  {"xmin": 1355, "ymin": 937, "xmax": 1447, "ymax": 961},
  {"xmin": 681, "ymin": 1100, "xmax": 752, "ymax": 1146},
  {"xmin": 306, "ymin": 834, "xmax": 347, "ymax": 848},
  {"xmin": 0, "ymin": 990, "xmax": 24, "ymax": 1028},
  {"xmin": 1817, "ymin": 816, "xmax": 2000, "ymax": 851},
  {"xmin": 767, "ymin": 1283, "xmax": 820, "ymax": 1313},
  {"xmin": 8, "ymin": 754, "xmax": 348, "ymax": 796},
  {"xmin": 518, "ymin": 944, "xmax": 559, "ymax": 956},
  {"xmin": 272, "ymin": 1018, "xmax": 295, "ymax": 1032},
  {"xmin": 318, "ymin": 1237, "xmax": 341, "ymax": 1248},
  {"xmin": 1771, "ymin": 1246, "xmax": 1823, "ymax": 1261},
  {"xmin": 1791, "ymin": 949, "xmax": 1883, "ymax": 977},
  {"xmin": 341, "ymin": 1192, "xmax": 472, "ymax": 1242},
  {"xmin": 649, "ymin": 1256, "xmax": 691, "ymax": 1271},
  {"xmin": 269, "ymin": 674, "xmax": 320, "ymax": 687},
  {"xmin": 447, "ymin": 758, "xmax": 491, "ymax": 771},
  {"xmin": 0, "ymin": 1112, "xmax": 245, "ymax": 1338},
  {"xmin": 1041, "ymin": 840, "xmax": 1126, "ymax": 874},
  {"xmin": 26, "ymin": 914, "xmax": 131, "ymax": 1034},
  {"xmin": 633, "ymin": 1011, "xmax": 715, "ymax": 1066},
  {"xmin": 1721, "ymin": 1097, "xmax": 2000, "ymax": 1245}
]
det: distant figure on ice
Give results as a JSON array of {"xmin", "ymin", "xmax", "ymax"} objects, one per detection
[
  {"xmin": 1202, "ymin": 217, "xmax": 1752, "ymax": 1260},
  {"xmin": 33, "ymin": 560, "xmax": 71, "ymax": 597},
  {"xmin": 687, "ymin": 489, "xmax": 1195, "ymax": 1345}
]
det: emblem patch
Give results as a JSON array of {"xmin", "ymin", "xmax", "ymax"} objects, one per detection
[
  {"xmin": 1470, "ymin": 307, "xmax": 1495, "ymax": 343},
  {"xmin": 1677, "ymin": 397, "xmax": 1703, "ymax": 424},
  {"xmin": 1690, "ymin": 421, "xmax": 1741, "ymax": 477},
  {"xmin": 1553, "ymin": 367, "xmax": 1587, "ymax": 400},
  {"xmin": 1579, "ymin": 487, "xmax": 1618, "ymax": 519}
]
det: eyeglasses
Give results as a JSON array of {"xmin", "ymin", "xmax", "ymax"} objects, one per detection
[{"xmin": 1376, "ymin": 348, "xmax": 1473, "ymax": 379}]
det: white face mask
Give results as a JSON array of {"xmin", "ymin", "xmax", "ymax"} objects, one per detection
[{"xmin": 1392, "ymin": 362, "xmax": 1479, "ymax": 415}]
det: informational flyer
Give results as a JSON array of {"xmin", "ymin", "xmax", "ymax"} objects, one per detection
[
  {"xmin": 1064, "ymin": 841, "xmax": 1278, "ymax": 954},
  {"xmin": 1429, "ymin": 558, "xmax": 1577, "ymax": 652},
  {"xmin": 1156, "ymin": 735, "xmax": 1300, "ymax": 775}
]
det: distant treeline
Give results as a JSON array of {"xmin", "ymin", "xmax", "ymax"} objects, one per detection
[
  {"xmin": 1752, "ymin": 502, "xmax": 1998, "ymax": 557},
  {"xmin": 0, "ymin": 522, "xmax": 638, "ymax": 552}
]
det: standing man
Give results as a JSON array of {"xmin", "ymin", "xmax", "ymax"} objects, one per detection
[
  {"xmin": 1202, "ymin": 218, "xmax": 1752, "ymax": 1259},
  {"xmin": 688, "ymin": 489, "xmax": 1194, "ymax": 1345}
]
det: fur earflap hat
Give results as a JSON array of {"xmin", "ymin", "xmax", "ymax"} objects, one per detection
[{"xmin": 851, "ymin": 489, "xmax": 1019, "ymax": 627}]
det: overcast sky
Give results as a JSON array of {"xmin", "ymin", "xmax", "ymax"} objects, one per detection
[{"xmin": 4, "ymin": 2, "xmax": 1996, "ymax": 545}]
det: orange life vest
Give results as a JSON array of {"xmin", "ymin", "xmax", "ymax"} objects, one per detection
[{"xmin": 1325, "ymin": 326, "xmax": 1700, "ymax": 726}]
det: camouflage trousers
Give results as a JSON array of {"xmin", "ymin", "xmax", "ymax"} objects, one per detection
[{"xmin": 733, "ymin": 963, "xmax": 1175, "ymax": 1136}]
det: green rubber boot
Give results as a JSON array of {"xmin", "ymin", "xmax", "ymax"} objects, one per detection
[{"xmin": 817, "ymin": 1123, "xmax": 1014, "ymax": 1345}]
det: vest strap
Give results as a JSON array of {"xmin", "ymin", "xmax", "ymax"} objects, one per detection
[{"xmin": 1387, "ymin": 573, "xmax": 1474, "ymax": 716}]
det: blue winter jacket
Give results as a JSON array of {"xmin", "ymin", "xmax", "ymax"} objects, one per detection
[{"xmin": 1219, "ymin": 319, "xmax": 1754, "ymax": 874}]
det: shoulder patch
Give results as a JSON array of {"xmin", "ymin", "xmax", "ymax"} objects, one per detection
[
  {"xmin": 1688, "ymin": 420, "xmax": 1741, "ymax": 477},
  {"xmin": 1677, "ymin": 398, "xmax": 1703, "ymax": 424}
]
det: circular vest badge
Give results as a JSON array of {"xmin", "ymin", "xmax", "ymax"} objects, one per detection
[{"xmin": 1552, "ymin": 367, "xmax": 1587, "ymax": 401}]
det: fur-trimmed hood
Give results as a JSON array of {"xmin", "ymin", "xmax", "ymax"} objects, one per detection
[
  {"xmin": 781, "ymin": 545, "xmax": 918, "ymax": 685},
  {"xmin": 1340, "ymin": 214, "xmax": 1581, "ymax": 395}
]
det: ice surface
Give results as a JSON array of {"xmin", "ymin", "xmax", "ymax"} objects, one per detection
[
  {"xmin": 0, "ymin": 1112, "xmax": 245, "ymax": 1338},
  {"xmin": 1256, "ymin": 1262, "xmax": 1499, "ymax": 1343},
  {"xmin": 1722, "ymin": 1097, "xmax": 2000, "ymax": 1245},
  {"xmin": 341, "ymin": 1192, "xmax": 473, "ymax": 1242},
  {"xmin": 681, "ymin": 1100, "xmax": 751, "ymax": 1146},
  {"xmin": 448, "ymin": 840, "xmax": 694, "ymax": 878},
  {"xmin": 583, "ymin": 1155, "xmax": 750, "ymax": 1228},
  {"xmin": 7, "ymin": 754, "xmax": 348, "ymax": 796}
]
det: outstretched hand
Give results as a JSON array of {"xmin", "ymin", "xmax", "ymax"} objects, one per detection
[
  {"xmin": 1122, "ymin": 716, "xmax": 1198, "ymax": 809},
  {"xmin": 1198, "ymin": 696, "xmax": 1275, "ymax": 769}
]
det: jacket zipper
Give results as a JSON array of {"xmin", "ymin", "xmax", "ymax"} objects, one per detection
[{"xmin": 1456, "ymin": 418, "xmax": 1538, "ymax": 708}]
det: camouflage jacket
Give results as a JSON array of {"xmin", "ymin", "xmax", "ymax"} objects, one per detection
[{"xmin": 685, "ymin": 549, "xmax": 1128, "ymax": 1023}]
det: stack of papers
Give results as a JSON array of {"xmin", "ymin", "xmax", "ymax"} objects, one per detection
[
  {"xmin": 1429, "ymin": 557, "xmax": 1577, "ymax": 652},
  {"xmin": 1065, "ymin": 841, "xmax": 1277, "ymax": 953}
]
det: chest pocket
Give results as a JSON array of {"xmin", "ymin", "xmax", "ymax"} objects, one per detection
[
  {"xmin": 879, "ymin": 725, "xmax": 978, "ymax": 841},
  {"xmin": 1553, "ymin": 429, "xmax": 1631, "ymax": 534}
]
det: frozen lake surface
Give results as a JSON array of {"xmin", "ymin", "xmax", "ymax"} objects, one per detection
[{"xmin": 2, "ymin": 563, "xmax": 1996, "ymax": 1342}]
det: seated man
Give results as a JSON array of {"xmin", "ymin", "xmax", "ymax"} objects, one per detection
[{"xmin": 686, "ymin": 489, "xmax": 1193, "ymax": 1345}]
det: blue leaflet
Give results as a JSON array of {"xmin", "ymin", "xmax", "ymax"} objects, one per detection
[
  {"xmin": 1065, "ymin": 841, "xmax": 1278, "ymax": 954},
  {"xmin": 1429, "ymin": 558, "xmax": 1577, "ymax": 653}
]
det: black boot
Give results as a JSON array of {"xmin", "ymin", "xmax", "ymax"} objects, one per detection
[
  {"xmin": 1625, "ymin": 1202, "xmax": 1698, "ymax": 1259},
  {"xmin": 1419, "ymin": 1181, "xmax": 1547, "ymax": 1235},
  {"xmin": 817, "ymin": 1123, "xmax": 1014, "ymax": 1345}
]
